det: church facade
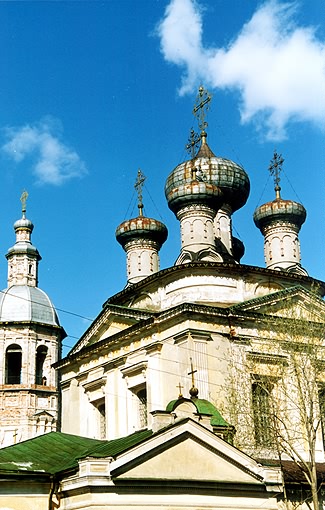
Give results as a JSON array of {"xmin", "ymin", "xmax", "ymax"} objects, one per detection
[{"xmin": 0, "ymin": 88, "xmax": 324, "ymax": 510}]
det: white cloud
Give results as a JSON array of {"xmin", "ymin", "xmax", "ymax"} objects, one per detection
[
  {"xmin": 2, "ymin": 118, "xmax": 87, "ymax": 185},
  {"xmin": 157, "ymin": 0, "xmax": 325, "ymax": 140}
]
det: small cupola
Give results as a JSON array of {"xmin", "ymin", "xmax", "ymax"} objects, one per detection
[
  {"xmin": 253, "ymin": 151, "xmax": 307, "ymax": 275},
  {"xmin": 6, "ymin": 191, "xmax": 41, "ymax": 287},
  {"xmin": 116, "ymin": 169, "xmax": 168, "ymax": 285},
  {"xmin": 165, "ymin": 382, "xmax": 235, "ymax": 444}
]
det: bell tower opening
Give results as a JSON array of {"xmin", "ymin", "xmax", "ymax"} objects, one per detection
[
  {"xmin": 5, "ymin": 344, "xmax": 22, "ymax": 384},
  {"xmin": 35, "ymin": 346, "xmax": 48, "ymax": 385}
]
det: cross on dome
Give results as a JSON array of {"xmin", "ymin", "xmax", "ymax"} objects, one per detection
[
  {"xmin": 177, "ymin": 382, "xmax": 184, "ymax": 398},
  {"xmin": 185, "ymin": 128, "xmax": 200, "ymax": 158},
  {"xmin": 269, "ymin": 150, "xmax": 284, "ymax": 199},
  {"xmin": 20, "ymin": 190, "xmax": 28, "ymax": 219},
  {"xmin": 188, "ymin": 357, "xmax": 199, "ymax": 398},
  {"xmin": 134, "ymin": 168, "xmax": 146, "ymax": 216},
  {"xmin": 193, "ymin": 85, "xmax": 212, "ymax": 136}
]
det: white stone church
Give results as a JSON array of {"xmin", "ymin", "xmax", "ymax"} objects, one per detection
[{"xmin": 0, "ymin": 88, "xmax": 324, "ymax": 510}]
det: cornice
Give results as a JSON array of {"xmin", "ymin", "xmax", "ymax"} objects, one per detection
[{"xmin": 104, "ymin": 262, "xmax": 325, "ymax": 307}]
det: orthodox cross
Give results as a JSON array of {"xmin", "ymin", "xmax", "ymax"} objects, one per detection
[
  {"xmin": 20, "ymin": 190, "xmax": 28, "ymax": 218},
  {"xmin": 186, "ymin": 128, "xmax": 201, "ymax": 158},
  {"xmin": 177, "ymin": 382, "xmax": 184, "ymax": 398},
  {"xmin": 188, "ymin": 358, "xmax": 197, "ymax": 388},
  {"xmin": 193, "ymin": 85, "xmax": 212, "ymax": 133},
  {"xmin": 269, "ymin": 150, "xmax": 284, "ymax": 199},
  {"xmin": 134, "ymin": 168, "xmax": 146, "ymax": 216}
]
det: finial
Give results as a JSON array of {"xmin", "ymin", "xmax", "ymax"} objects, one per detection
[
  {"xmin": 20, "ymin": 190, "xmax": 28, "ymax": 219},
  {"xmin": 188, "ymin": 357, "xmax": 199, "ymax": 398},
  {"xmin": 193, "ymin": 85, "xmax": 212, "ymax": 142},
  {"xmin": 269, "ymin": 150, "xmax": 284, "ymax": 200},
  {"xmin": 134, "ymin": 168, "xmax": 146, "ymax": 217},
  {"xmin": 177, "ymin": 382, "xmax": 184, "ymax": 398},
  {"xmin": 186, "ymin": 128, "xmax": 201, "ymax": 158}
]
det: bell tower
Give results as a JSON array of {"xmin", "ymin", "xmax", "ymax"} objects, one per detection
[{"xmin": 0, "ymin": 194, "xmax": 66, "ymax": 446}]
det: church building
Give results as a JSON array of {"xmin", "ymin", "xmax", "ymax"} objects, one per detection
[{"xmin": 0, "ymin": 88, "xmax": 324, "ymax": 510}]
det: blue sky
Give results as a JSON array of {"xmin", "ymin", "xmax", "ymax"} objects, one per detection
[{"xmin": 0, "ymin": 0, "xmax": 323, "ymax": 354}]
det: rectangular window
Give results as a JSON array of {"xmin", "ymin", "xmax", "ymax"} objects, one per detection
[
  {"xmin": 137, "ymin": 388, "xmax": 147, "ymax": 428},
  {"xmin": 318, "ymin": 387, "xmax": 325, "ymax": 446},
  {"xmin": 98, "ymin": 403, "xmax": 106, "ymax": 440},
  {"xmin": 252, "ymin": 375, "xmax": 274, "ymax": 447}
]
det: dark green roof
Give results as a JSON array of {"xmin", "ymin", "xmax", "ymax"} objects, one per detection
[
  {"xmin": 0, "ymin": 429, "xmax": 153, "ymax": 476},
  {"xmin": 166, "ymin": 397, "xmax": 230, "ymax": 427}
]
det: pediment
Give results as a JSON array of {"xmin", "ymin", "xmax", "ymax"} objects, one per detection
[
  {"xmin": 232, "ymin": 286, "xmax": 325, "ymax": 322},
  {"xmin": 69, "ymin": 305, "xmax": 153, "ymax": 354},
  {"xmin": 110, "ymin": 419, "xmax": 281, "ymax": 489},
  {"xmin": 116, "ymin": 436, "xmax": 260, "ymax": 483}
]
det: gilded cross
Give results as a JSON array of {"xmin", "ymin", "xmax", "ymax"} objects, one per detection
[
  {"xmin": 186, "ymin": 128, "xmax": 201, "ymax": 158},
  {"xmin": 269, "ymin": 150, "xmax": 284, "ymax": 199},
  {"xmin": 20, "ymin": 190, "xmax": 28, "ymax": 218},
  {"xmin": 193, "ymin": 85, "xmax": 212, "ymax": 133},
  {"xmin": 134, "ymin": 169, "xmax": 146, "ymax": 216},
  {"xmin": 188, "ymin": 358, "xmax": 197, "ymax": 388},
  {"xmin": 177, "ymin": 382, "xmax": 184, "ymax": 398}
]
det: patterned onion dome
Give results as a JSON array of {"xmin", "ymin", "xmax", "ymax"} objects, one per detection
[
  {"xmin": 0, "ymin": 286, "xmax": 60, "ymax": 326},
  {"xmin": 116, "ymin": 216, "xmax": 168, "ymax": 249},
  {"xmin": 254, "ymin": 198, "xmax": 306, "ymax": 230},
  {"xmin": 165, "ymin": 138, "xmax": 250, "ymax": 214}
]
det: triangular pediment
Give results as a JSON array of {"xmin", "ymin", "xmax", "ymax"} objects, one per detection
[
  {"xmin": 69, "ymin": 305, "xmax": 153, "ymax": 354},
  {"xmin": 110, "ymin": 419, "xmax": 281, "ymax": 489},
  {"xmin": 231, "ymin": 286, "xmax": 325, "ymax": 322}
]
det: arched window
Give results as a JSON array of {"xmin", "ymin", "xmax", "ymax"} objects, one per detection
[
  {"xmin": 35, "ymin": 346, "xmax": 48, "ymax": 385},
  {"xmin": 5, "ymin": 344, "xmax": 22, "ymax": 384}
]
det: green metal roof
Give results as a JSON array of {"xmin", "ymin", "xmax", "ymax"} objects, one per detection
[
  {"xmin": 0, "ymin": 429, "xmax": 153, "ymax": 476},
  {"xmin": 166, "ymin": 397, "xmax": 230, "ymax": 427}
]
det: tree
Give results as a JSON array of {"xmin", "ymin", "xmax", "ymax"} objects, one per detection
[{"xmin": 223, "ymin": 297, "xmax": 325, "ymax": 510}]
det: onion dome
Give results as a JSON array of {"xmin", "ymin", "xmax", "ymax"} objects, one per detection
[
  {"xmin": 0, "ymin": 286, "xmax": 59, "ymax": 326},
  {"xmin": 253, "ymin": 151, "xmax": 307, "ymax": 275},
  {"xmin": 164, "ymin": 139, "xmax": 222, "ymax": 214},
  {"xmin": 116, "ymin": 169, "xmax": 168, "ymax": 284},
  {"xmin": 254, "ymin": 199, "xmax": 306, "ymax": 231},
  {"xmin": 165, "ymin": 133, "xmax": 250, "ymax": 215},
  {"xmin": 254, "ymin": 151, "xmax": 306, "ymax": 230},
  {"xmin": 116, "ymin": 216, "xmax": 167, "ymax": 249}
]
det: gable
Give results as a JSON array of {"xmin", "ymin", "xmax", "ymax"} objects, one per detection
[
  {"xmin": 115, "ymin": 434, "xmax": 262, "ymax": 484},
  {"xmin": 108, "ymin": 419, "xmax": 281, "ymax": 491},
  {"xmin": 231, "ymin": 286, "xmax": 325, "ymax": 322},
  {"xmin": 68, "ymin": 305, "xmax": 153, "ymax": 355}
]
